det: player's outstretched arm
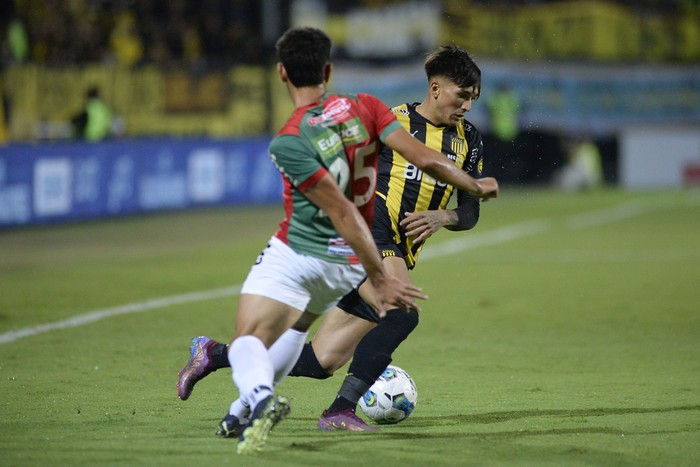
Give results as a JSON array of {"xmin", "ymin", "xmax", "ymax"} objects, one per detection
[
  {"xmin": 384, "ymin": 128, "xmax": 499, "ymax": 200},
  {"xmin": 302, "ymin": 172, "xmax": 428, "ymax": 316}
]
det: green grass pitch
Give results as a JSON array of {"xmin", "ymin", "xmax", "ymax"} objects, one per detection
[{"xmin": 1, "ymin": 187, "xmax": 699, "ymax": 466}]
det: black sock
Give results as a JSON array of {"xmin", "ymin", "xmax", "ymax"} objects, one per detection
[
  {"xmin": 212, "ymin": 342, "xmax": 230, "ymax": 369},
  {"xmin": 328, "ymin": 376, "xmax": 369, "ymax": 413},
  {"xmin": 288, "ymin": 342, "xmax": 332, "ymax": 379},
  {"xmin": 327, "ymin": 396, "xmax": 356, "ymax": 413},
  {"xmin": 349, "ymin": 308, "xmax": 419, "ymax": 385},
  {"xmin": 327, "ymin": 308, "xmax": 419, "ymax": 412}
]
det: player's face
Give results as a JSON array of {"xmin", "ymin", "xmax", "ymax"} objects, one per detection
[{"xmin": 434, "ymin": 79, "xmax": 480, "ymax": 127}]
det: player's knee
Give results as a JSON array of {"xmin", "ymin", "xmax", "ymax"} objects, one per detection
[
  {"xmin": 288, "ymin": 342, "xmax": 333, "ymax": 379},
  {"xmin": 315, "ymin": 349, "xmax": 350, "ymax": 375},
  {"xmin": 384, "ymin": 308, "xmax": 419, "ymax": 336}
]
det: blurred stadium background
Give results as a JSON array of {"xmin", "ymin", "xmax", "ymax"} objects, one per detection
[{"xmin": 0, "ymin": 0, "xmax": 699, "ymax": 228}]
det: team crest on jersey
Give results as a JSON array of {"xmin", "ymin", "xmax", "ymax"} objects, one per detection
[
  {"xmin": 451, "ymin": 137, "xmax": 466, "ymax": 155},
  {"xmin": 307, "ymin": 98, "xmax": 352, "ymax": 127}
]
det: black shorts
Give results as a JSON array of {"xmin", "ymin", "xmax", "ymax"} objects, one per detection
[
  {"xmin": 338, "ymin": 197, "xmax": 413, "ymax": 324},
  {"xmin": 371, "ymin": 196, "xmax": 416, "ymax": 270},
  {"xmin": 336, "ymin": 287, "xmax": 381, "ymax": 324}
]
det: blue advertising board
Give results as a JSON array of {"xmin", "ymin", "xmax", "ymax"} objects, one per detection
[{"xmin": 0, "ymin": 138, "xmax": 281, "ymax": 228}]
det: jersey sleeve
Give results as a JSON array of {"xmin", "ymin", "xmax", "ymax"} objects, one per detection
[
  {"xmin": 358, "ymin": 93, "xmax": 403, "ymax": 142},
  {"xmin": 449, "ymin": 120, "xmax": 484, "ymax": 231},
  {"xmin": 463, "ymin": 119, "xmax": 484, "ymax": 177},
  {"xmin": 269, "ymin": 134, "xmax": 328, "ymax": 192}
]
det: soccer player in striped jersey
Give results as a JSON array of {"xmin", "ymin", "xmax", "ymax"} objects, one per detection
[
  {"xmin": 184, "ymin": 29, "xmax": 497, "ymax": 452},
  {"xmin": 314, "ymin": 45, "xmax": 487, "ymax": 430}
]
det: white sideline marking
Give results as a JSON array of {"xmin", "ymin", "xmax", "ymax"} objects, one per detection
[
  {"xmin": 0, "ymin": 198, "xmax": 663, "ymax": 344},
  {"xmin": 0, "ymin": 286, "xmax": 241, "ymax": 344},
  {"xmin": 566, "ymin": 200, "xmax": 647, "ymax": 230},
  {"xmin": 420, "ymin": 219, "xmax": 551, "ymax": 260}
]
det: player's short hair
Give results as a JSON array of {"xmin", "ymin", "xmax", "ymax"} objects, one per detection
[
  {"xmin": 275, "ymin": 27, "xmax": 332, "ymax": 88},
  {"xmin": 425, "ymin": 45, "xmax": 481, "ymax": 95}
]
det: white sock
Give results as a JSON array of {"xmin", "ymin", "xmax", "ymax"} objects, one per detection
[
  {"xmin": 228, "ymin": 336, "xmax": 274, "ymax": 410},
  {"xmin": 228, "ymin": 398, "xmax": 251, "ymax": 421},
  {"xmin": 269, "ymin": 328, "xmax": 309, "ymax": 386}
]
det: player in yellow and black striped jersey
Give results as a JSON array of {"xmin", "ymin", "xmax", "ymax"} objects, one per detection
[
  {"xmin": 304, "ymin": 45, "xmax": 492, "ymax": 427},
  {"xmin": 373, "ymin": 102, "xmax": 483, "ymax": 269}
]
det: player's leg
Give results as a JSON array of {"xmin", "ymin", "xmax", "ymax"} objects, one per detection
[
  {"xmin": 177, "ymin": 311, "xmax": 320, "ymax": 400},
  {"xmin": 321, "ymin": 308, "xmax": 418, "ymax": 409},
  {"xmin": 319, "ymin": 256, "xmax": 419, "ymax": 431},
  {"xmin": 230, "ymin": 293, "xmax": 300, "ymax": 404},
  {"xmin": 216, "ymin": 397, "xmax": 252, "ymax": 438},
  {"xmin": 216, "ymin": 314, "xmax": 316, "ymax": 439},
  {"xmin": 195, "ymin": 294, "xmax": 382, "ymax": 435},
  {"xmin": 290, "ymin": 299, "xmax": 377, "ymax": 378},
  {"xmin": 224, "ymin": 236, "xmax": 315, "ymax": 453},
  {"xmin": 234, "ymin": 237, "xmax": 366, "ymax": 452},
  {"xmin": 231, "ymin": 293, "xmax": 297, "ymax": 454}
]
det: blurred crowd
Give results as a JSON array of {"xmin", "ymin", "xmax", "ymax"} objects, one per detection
[
  {"xmin": 1, "ymin": 0, "xmax": 264, "ymax": 68},
  {"xmin": 470, "ymin": 0, "xmax": 696, "ymax": 11},
  {"xmin": 2, "ymin": 0, "xmax": 696, "ymax": 68}
]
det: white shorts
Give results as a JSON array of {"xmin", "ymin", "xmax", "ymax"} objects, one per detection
[{"xmin": 241, "ymin": 236, "xmax": 366, "ymax": 315}]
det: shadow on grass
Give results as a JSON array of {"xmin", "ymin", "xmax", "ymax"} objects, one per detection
[
  {"xmin": 416, "ymin": 404, "xmax": 700, "ymax": 425},
  {"xmin": 284, "ymin": 404, "xmax": 700, "ymax": 451}
]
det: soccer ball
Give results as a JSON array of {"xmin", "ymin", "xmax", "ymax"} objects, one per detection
[{"xmin": 359, "ymin": 365, "xmax": 417, "ymax": 424}]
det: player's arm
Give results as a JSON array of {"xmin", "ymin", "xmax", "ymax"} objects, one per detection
[
  {"xmin": 399, "ymin": 200, "xmax": 478, "ymax": 243},
  {"xmin": 445, "ymin": 194, "xmax": 480, "ymax": 231},
  {"xmin": 383, "ymin": 128, "xmax": 498, "ymax": 200},
  {"xmin": 441, "ymin": 121, "xmax": 486, "ymax": 231},
  {"xmin": 302, "ymin": 172, "xmax": 427, "ymax": 316},
  {"xmin": 397, "ymin": 122, "xmax": 485, "ymax": 240},
  {"xmin": 398, "ymin": 170, "xmax": 481, "ymax": 241}
]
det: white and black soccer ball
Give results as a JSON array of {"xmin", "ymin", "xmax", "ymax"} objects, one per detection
[{"xmin": 359, "ymin": 365, "xmax": 417, "ymax": 424}]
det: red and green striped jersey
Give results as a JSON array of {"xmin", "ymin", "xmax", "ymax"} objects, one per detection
[{"xmin": 270, "ymin": 92, "xmax": 402, "ymax": 264}]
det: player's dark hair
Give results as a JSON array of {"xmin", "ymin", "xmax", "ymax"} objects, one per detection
[
  {"xmin": 425, "ymin": 45, "xmax": 481, "ymax": 95},
  {"xmin": 275, "ymin": 27, "xmax": 331, "ymax": 88}
]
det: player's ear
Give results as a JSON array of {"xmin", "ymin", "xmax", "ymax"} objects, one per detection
[
  {"xmin": 323, "ymin": 63, "xmax": 332, "ymax": 83},
  {"xmin": 278, "ymin": 63, "xmax": 288, "ymax": 82},
  {"xmin": 430, "ymin": 80, "xmax": 440, "ymax": 99}
]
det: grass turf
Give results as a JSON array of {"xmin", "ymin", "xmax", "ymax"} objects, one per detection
[{"xmin": 0, "ymin": 187, "xmax": 699, "ymax": 466}]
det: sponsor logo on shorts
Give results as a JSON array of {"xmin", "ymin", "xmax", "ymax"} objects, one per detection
[{"xmin": 381, "ymin": 249, "xmax": 396, "ymax": 258}]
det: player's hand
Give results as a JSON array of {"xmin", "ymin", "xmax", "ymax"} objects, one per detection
[
  {"xmin": 476, "ymin": 177, "xmax": 499, "ymax": 201},
  {"xmin": 371, "ymin": 275, "xmax": 428, "ymax": 318},
  {"xmin": 400, "ymin": 211, "xmax": 448, "ymax": 243}
]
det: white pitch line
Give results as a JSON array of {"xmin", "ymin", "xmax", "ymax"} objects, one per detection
[
  {"xmin": 566, "ymin": 200, "xmax": 647, "ymax": 230},
  {"xmin": 0, "ymin": 198, "xmax": 662, "ymax": 345},
  {"xmin": 0, "ymin": 285, "xmax": 241, "ymax": 344},
  {"xmin": 420, "ymin": 219, "xmax": 551, "ymax": 260}
]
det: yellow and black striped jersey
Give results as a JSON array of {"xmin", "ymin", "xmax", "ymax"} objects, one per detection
[{"xmin": 372, "ymin": 102, "xmax": 484, "ymax": 269}]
